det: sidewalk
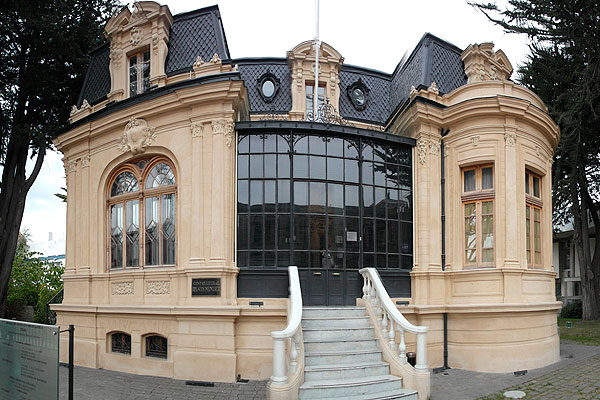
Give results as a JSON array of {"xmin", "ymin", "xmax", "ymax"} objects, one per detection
[{"xmin": 431, "ymin": 342, "xmax": 600, "ymax": 400}]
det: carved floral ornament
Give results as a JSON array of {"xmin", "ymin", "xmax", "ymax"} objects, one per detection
[
  {"xmin": 211, "ymin": 119, "xmax": 235, "ymax": 147},
  {"xmin": 146, "ymin": 280, "xmax": 170, "ymax": 295},
  {"xmin": 63, "ymin": 159, "xmax": 77, "ymax": 174},
  {"xmin": 416, "ymin": 137, "xmax": 441, "ymax": 164},
  {"xmin": 111, "ymin": 281, "xmax": 134, "ymax": 295},
  {"xmin": 191, "ymin": 122, "xmax": 204, "ymax": 138},
  {"xmin": 130, "ymin": 26, "xmax": 143, "ymax": 46},
  {"xmin": 118, "ymin": 118, "xmax": 157, "ymax": 154}
]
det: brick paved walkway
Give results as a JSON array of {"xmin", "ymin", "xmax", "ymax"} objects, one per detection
[
  {"xmin": 56, "ymin": 342, "xmax": 599, "ymax": 399},
  {"xmin": 58, "ymin": 366, "xmax": 267, "ymax": 400},
  {"xmin": 477, "ymin": 353, "xmax": 600, "ymax": 400},
  {"xmin": 432, "ymin": 342, "xmax": 600, "ymax": 400}
]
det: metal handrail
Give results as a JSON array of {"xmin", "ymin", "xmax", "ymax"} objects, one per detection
[
  {"xmin": 270, "ymin": 266, "xmax": 303, "ymax": 383},
  {"xmin": 359, "ymin": 267, "xmax": 429, "ymax": 370},
  {"xmin": 45, "ymin": 287, "xmax": 64, "ymax": 325}
]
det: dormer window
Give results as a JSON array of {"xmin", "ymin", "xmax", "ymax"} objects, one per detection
[
  {"xmin": 306, "ymin": 83, "xmax": 325, "ymax": 113},
  {"xmin": 129, "ymin": 50, "xmax": 150, "ymax": 97}
]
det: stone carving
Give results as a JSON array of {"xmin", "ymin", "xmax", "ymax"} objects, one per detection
[
  {"xmin": 118, "ymin": 118, "xmax": 157, "ymax": 154},
  {"xmin": 535, "ymin": 145, "xmax": 541, "ymax": 156},
  {"xmin": 429, "ymin": 140, "xmax": 440, "ymax": 155},
  {"xmin": 428, "ymin": 81, "xmax": 439, "ymax": 95},
  {"xmin": 146, "ymin": 280, "xmax": 170, "ymax": 295},
  {"xmin": 130, "ymin": 26, "xmax": 143, "ymax": 46},
  {"xmin": 64, "ymin": 159, "xmax": 77, "ymax": 174},
  {"xmin": 410, "ymin": 86, "xmax": 418, "ymax": 97},
  {"xmin": 471, "ymin": 136, "xmax": 480, "ymax": 147},
  {"xmin": 193, "ymin": 56, "xmax": 204, "ymax": 68},
  {"xmin": 417, "ymin": 138, "xmax": 429, "ymax": 165},
  {"xmin": 462, "ymin": 42, "xmax": 513, "ymax": 83},
  {"xmin": 111, "ymin": 281, "xmax": 134, "ymax": 295},
  {"xmin": 130, "ymin": 2, "xmax": 147, "ymax": 23},
  {"xmin": 191, "ymin": 122, "xmax": 203, "ymax": 138},
  {"xmin": 212, "ymin": 119, "xmax": 235, "ymax": 147},
  {"xmin": 152, "ymin": 33, "xmax": 159, "ymax": 56},
  {"xmin": 81, "ymin": 155, "xmax": 90, "ymax": 168},
  {"xmin": 504, "ymin": 132, "xmax": 516, "ymax": 146},
  {"xmin": 209, "ymin": 52, "xmax": 221, "ymax": 64},
  {"xmin": 110, "ymin": 44, "xmax": 122, "ymax": 67}
]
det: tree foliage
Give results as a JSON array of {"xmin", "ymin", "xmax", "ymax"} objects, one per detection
[
  {"xmin": 0, "ymin": 0, "xmax": 119, "ymax": 317},
  {"xmin": 469, "ymin": 0, "xmax": 600, "ymax": 319},
  {"xmin": 7, "ymin": 240, "xmax": 64, "ymax": 323}
]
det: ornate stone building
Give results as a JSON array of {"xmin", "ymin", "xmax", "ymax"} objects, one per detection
[{"xmin": 53, "ymin": 2, "xmax": 560, "ymax": 397}]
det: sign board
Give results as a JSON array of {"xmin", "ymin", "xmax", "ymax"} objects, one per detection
[
  {"xmin": 0, "ymin": 318, "xmax": 59, "ymax": 400},
  {"xmin": 191, "ymin": 278, "xmax": 221, "ymax": 296}
]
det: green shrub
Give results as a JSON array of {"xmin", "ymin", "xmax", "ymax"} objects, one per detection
[{"xmin": 560, "ymin": 300, "xmax": 582, "ymax": 319}]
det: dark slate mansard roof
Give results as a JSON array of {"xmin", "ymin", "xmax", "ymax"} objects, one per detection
[{"xmin": 77, "ymin": 5, "xmax": 467, "ymax": 125}]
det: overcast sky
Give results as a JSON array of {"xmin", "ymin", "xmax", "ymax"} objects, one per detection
[{"xmin": 21, "ymin": 0, "xmax": 530, "ymax": 249}]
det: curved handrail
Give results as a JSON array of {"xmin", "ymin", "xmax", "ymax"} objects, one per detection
[
  {"xmin": 271, "ymin": 266, "xmax": 302, "ymax": 339},
  {"xmin": 270, "ymin": 266, "xmax": 303, "ymax": 384},
  {"xmin": 359, "ymin": 267, "xmax": 429, "ymax": 371},
  {"xmin": 360, "ymin": 268, "xmax": 427, "ymax": 334}
]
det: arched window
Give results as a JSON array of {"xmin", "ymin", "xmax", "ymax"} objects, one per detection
[
  {"xmin": 108, "ymin": 157, "xmax": 176, "ymax": 269},
  {"xmin": 145, "ymin": 335, "xmax": 167, "ymax": 359}
]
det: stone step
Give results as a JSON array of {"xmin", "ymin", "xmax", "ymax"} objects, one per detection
[
  {"xmin": 304, "ymin": 338, "xmax": 379, "ymax": 353},
  {"xmin": 304, "ymin": 349, "xmax": 382, "ymax": 366},
  {"xmin": 304, "ymin": 361, "xmax": 389, "ymax": 381},
  {"xmin": 299, "ymin": 375, "xmax": 404, "ymax": 399},
  {"xmin": 302, "ymin": 316, "xmax": 371, "ymax": 329},
  {"xmin": 303, "ymin": 307, "xmax": 366, "ymax": 318},
  {"xmin": 303, "ymin": 326, "xmax": 375, "ymax": 341},
  {"xmin": 339, "ymin": 388, "xmax": 418, "ymax": 400}
]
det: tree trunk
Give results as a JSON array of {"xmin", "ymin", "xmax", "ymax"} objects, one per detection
[
  {"xmin": 0, "ymin": 133, "xmax": 45, "ymax": 319},
  {"xmin": 573, "ymin": 181, "xmax": 600, "ymax": 320}
]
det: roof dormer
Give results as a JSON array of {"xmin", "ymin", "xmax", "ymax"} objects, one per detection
[
  {"xmin": 287, "ymin": 41, "xmax": 344, "ymax": 120},
  {"xmin": 105, "ymin": 1, "xmax": 173, "ymax": 102}
]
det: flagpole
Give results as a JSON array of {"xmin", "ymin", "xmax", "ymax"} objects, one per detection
[{"xmin": 313, "ymin": 0, "xmax": 320, "ymax": 121}]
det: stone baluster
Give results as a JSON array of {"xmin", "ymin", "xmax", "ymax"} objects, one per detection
[
  {"xmin": 289, "ymin": 332, "xmax": 299, "ymax": 374},
  {"xmin": 362, "ymin": 275, "xmax": 369, "ymax": 300},
  {"xmin": 381, "ymin": 308, "xmax": 388, "ymax": 339},
  {"xmin": 415, "ymin": 332, "xmax": 428, "ymax": 371},
  {"xmin": 398, "ymin": 328, "xmax": 407, "ymax": 364},
  {"xmin": 388, "ymin": 316, "xmax": 396, "ymax": 352},
  {"xmin": 271, "ymin": 337, "xmax": 287, "ymax": 382}
]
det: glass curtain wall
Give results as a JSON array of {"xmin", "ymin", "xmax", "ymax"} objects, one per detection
[{"xmin": 237, "ymin": 131, "xmax": 412, "ymax": 272}]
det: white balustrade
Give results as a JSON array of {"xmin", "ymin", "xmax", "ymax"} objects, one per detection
[
  {"xmin": 270, "ymin": 266, "xmax": 303, "ymax": 384},
  {"xmin": 359, "ymin": 267, "xmax": 429, "ymax": 371}
]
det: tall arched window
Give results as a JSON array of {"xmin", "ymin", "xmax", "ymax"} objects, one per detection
[{"xmin": 108, "ymin": 157, "xmax": 176, "ymax": 269}]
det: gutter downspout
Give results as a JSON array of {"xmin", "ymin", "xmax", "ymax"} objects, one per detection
[{"xmin": 441, "ymin": 129, "xmax": 450, "ymax": 370}]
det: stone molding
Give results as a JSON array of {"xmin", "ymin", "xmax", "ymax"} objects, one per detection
[
  {"xmin": 111, "ymin": 281, "xmax": 134, "ymax": 295},
  {"xmin": 117, "ymin": 118, "xmax": 157, "ymax": 154},
  {"xmin": 81, "ymin": 155, "xmax": 91, "ymax": 168},
  {"xmin": 146, "ymin": 280, "xmax": 170, "ymax": 295}
]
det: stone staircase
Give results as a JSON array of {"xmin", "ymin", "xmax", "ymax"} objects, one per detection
[{"xmin": 299, "ymin": 306, "xmax": 418, "ymax": 400}]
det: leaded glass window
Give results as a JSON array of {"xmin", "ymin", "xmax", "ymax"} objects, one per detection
[{"xmin": 108, "ymin": 158, "xmax": 176, "ymax": 269}]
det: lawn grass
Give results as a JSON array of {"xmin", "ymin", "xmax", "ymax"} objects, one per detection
[{"xmin": 558, "ymin": 318, "xmax": 600, "ymax": 346}]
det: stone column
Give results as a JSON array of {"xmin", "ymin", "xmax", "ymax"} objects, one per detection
[
  {"xmin": 189, "ymin": 121, "xmax": 205, "ymax": 265},
  {"xmin": 64, "ymin": 159, "xmax": 77, "ymax": 273},
  {"xmin": 503, "ymin": 122, "xmax": 520, "ymax": 268}
]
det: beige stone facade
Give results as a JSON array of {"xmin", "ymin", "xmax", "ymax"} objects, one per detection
[{"xmin": 54, "ymin": 2, "xmax": 560, "ymax": 384}]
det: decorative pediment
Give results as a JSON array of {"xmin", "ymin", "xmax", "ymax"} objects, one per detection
[{"xmin": 462, "ymin": 42, "xmax": 514, "ymax": 83}]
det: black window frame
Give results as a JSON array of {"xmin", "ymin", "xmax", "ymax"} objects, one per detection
[{"xmin": 236, "ymin": 126, "xmax": 413, "ymax": 272}]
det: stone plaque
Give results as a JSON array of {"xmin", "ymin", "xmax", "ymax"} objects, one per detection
[
  {"xmin": 192, "ymin": 278, "xmax": 221, "ymax": 296},
  {"xmin": 0, "ymin": 318, "xmax": 59, "ymax": 400}
]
